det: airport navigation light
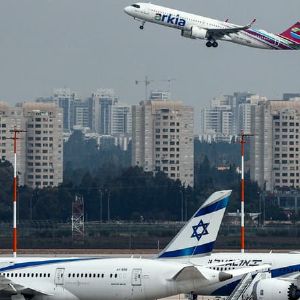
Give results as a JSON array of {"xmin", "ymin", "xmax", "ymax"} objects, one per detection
[
  {"xmin": 239, "ymin": 131, "xmax": 254, "ymax": 253},
  {"xmin": 8, "ymin": 128, "xmax": 26, "ymax": 258}
]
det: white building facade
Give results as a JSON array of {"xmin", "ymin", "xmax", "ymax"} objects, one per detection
[
  {"xmin": 0, "ymin": 102, "xmax": 63, "ymax": 188},
  {"xmin": 132, "ymin": 99, "xmax": 194, "ymax": 187},
  {"xmin": 250, "ymin": 100, "xmax": 300, "ymax": 192}
]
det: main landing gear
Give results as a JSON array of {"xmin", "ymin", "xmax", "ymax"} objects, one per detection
[{"xmin": 206, "ymin": 40, "xmax": 219, "ymax": 48}]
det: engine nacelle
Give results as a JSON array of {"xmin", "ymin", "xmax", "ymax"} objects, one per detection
[
  {"xmin": 181, "ymin": 27, "xmax": 208, "ymax": 40},
  {"xmin": 252, "ymin": 279, "xmax": 300, "ymax": 300}
]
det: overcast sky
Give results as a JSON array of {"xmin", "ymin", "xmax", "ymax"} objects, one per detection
[{"xmin": 0, "ymin": 0, "xmax": 299, "ymax": 111}]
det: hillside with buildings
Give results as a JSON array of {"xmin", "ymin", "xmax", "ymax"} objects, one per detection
[{"xmin": 0, "ymin": 90, "xmax": 300, "ymax": 227}]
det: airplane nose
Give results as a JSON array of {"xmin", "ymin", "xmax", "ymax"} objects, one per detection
[{"xmin": 124, "ymin": 6, "xmax": 130, "ymax": 15}]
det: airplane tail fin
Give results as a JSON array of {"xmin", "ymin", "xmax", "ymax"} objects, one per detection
[
  {"xmin": 279, "ymin": 21, "xmax": 300, "ymax": 44},
  {"xmin": 157, "ymin": 190, "xmax": 231, "ymax": 259}
]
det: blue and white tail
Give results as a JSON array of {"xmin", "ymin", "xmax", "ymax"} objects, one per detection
[{"xmin": 158, "ymin": 190, "xmax": 231, "ymax": 259}]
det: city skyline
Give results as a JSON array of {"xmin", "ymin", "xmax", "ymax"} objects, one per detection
[{"xmin": 0, "ymin": 0, "xmax": 299, "ymax": 109}]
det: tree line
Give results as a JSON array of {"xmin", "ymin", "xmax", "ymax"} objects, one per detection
[{"xmin": 0, "ymin": 132, "xmax": 290, "ymax": 222}]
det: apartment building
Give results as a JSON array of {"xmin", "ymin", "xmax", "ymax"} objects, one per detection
[
  {"xmin": 132, "ymin": 99, "xmax": 194, "ymax": 187},
  {"xmin": 0, "ymin": 102, "xmax": 63, "ymax": 188},
  {"xmin": 250, "ymin": 100, "xmax": 300, "ymax": 191}
]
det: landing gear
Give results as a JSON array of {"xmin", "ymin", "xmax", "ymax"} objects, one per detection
[
  {"xmin": 206, "ymin": 40, "xmax": 218, "ymax": 48},
  {"xmin": 206, "ymin": 41, "xmax": 212, "ymax": 47},
  {"xmin": 212, "ymin": 41, "xmax": 219, "ymax": 48},
  {"xmin": 186, "ymin": 292, "xmax": 198, "ymax": 300},
  {"xmin": 139, "ymin": 21, "xmax": 145, "ymax": 30}
]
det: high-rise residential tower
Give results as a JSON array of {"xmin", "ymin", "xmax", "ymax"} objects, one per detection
[
  {"xmin": 89, "ymin": 89, "xmax": 117, "ymax": 134},
  {"xmin": 132, "ymin": 99, "xmax": 194, "ymax": 187},
  {"xmin": 251, "ymin": 99, "xmax": 300, "ymax": 191},
  {"xmin": 0, "ymin": 102, "xmax": 63, "ymax": 188}
]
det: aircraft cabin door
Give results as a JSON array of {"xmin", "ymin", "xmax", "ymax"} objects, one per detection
[
  {"xmin": 131, "ymin": 268, "xmax": 142, "ymax": 286},
  {"xmin": 54, "ymin": 268, "xmax": 65, "ymax": 285}
]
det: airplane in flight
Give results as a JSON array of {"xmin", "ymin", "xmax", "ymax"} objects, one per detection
[
  {"xmin": 124, "ymin": 3, "xmax": 300, "ymax": 50},
  {"xmin": 0, "ymin": 190, "xmax": 266, "ymax": 300}
]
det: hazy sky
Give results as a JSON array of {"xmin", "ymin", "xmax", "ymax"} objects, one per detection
[{"xmin": 0, "ymin": 0, "xmax": 299, "ymax": 110}]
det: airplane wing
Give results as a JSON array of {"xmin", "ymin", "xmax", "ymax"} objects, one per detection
[
  {"xmin": 0, "ymin": 275, "xmax": 53, "ymax": 296},
  {"xmin": 223, "ymin": 264, "xmax": 271, "ymax": 277},
  {"xmin": 207, "ymin": 19, "xmax": 256, "ymax": 39},
  {"xmin": 169, "ymin": 264, "xmax": 271, "ymax": 284}
]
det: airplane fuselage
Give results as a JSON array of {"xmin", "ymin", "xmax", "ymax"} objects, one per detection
[{"xmin": 0, "ymin": 257, "xmax": 224, "ymax": 300}]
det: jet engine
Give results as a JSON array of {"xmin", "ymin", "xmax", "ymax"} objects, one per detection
[
  {"xmin": 252, "ymin": 279, "xmax": 300, "ymax": 300},
  {"xmin": 181, "ymin": 27, "xmax": 208, "ymax": 39}
]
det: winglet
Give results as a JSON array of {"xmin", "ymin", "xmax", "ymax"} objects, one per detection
[{"xmin": 248, "ymin": 18, "xmax": 256, "ymax": 28}]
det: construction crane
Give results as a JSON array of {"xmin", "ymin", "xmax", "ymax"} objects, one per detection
[
  {"xmin": 161, "ymin": 78, "xmax": 176, "ymax": 96},
  {"xmin": 135, "ymin": 76, "xmax": 154, "ymax": 100},
  {"xmin": 135, "ymin": 77, "xmax": 176, "ymax": 100}
]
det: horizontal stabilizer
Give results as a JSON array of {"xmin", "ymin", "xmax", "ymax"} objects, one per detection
[
  {"xmin": 171, "ymin": 266, "xmax": 206, "ymax": 281},
  {"xmin": 170, "ymin": 266, "xmax": 232, "ymax": 283}
]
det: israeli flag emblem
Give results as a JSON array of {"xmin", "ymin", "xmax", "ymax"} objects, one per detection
[{"xmin": 191, "ymin": 220, "xmax": 209, "ymax": 241}]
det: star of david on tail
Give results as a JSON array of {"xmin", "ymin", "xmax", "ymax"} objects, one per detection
[
  {"xmin": 191, "ymin": 220, "xmax": 210, "ymax": 241},
  {"xmin": 158, "ymin": 190, "xmax": 231, "ymax": 259}
]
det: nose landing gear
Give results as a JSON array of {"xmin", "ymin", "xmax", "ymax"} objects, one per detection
[{"xmin": 139, "ymin": 21, "xmax": 146, "ymax": 30}]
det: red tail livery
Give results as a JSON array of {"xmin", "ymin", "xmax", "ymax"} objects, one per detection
[{"xmin": 279, "ymin": 22, "xmax": 300, "ymax": 44}]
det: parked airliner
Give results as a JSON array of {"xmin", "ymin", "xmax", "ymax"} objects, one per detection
[
  {"xmin": 0, "ymin": 190, "xmax": 261, "ymax": 300},
  {"xmin": 124, "ymin": 3, "xmax": 300, "ymax": 50},
  {"xmin": 158, "ymin": 196, "xmax": 300, "ymax": 299}
]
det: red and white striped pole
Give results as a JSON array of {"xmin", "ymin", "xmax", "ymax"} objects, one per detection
[
  {"xmin": 9, "ymin": 128, "xmax": 26, "ymax": 258},
  {"xmin": 12, "ymin": 129, "xmax": 18, "ymax": 258},
  {"xmin": 240, "ymin": 132, "xmax": 245, "ymax": 253}
]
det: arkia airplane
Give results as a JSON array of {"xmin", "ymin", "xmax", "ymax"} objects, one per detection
[
  {"xmin": 124, "ymin": 3, "xmax": 300, "ymax": 50},
  {"xmin": 0, "ymin": 190, "xmax": 266, "ymax": 300}
]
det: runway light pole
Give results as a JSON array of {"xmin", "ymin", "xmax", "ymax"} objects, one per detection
[
  {"xmin": 9, "ymin": 128, "xmax": 26, "ymax": 258},
  {"xmin": 240, "ymin": 131, "xmax": 254, "ymax": 253}
]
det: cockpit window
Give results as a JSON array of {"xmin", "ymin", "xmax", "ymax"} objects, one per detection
[{"xmin": 131, "ymin": 4, "xmax": 140, "ymax": 8}]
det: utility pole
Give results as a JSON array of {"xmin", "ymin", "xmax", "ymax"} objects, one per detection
[
  {"xmin": 107, "ymin": 190, "xmax": 111, "ymax": 222},
  {"xmin": 99, "ymin": 188, "xmax": 103, "ymax": 223},
  {"xmin": 180, "ymin": 187, "xmax": 184, "ymax": 222},
  {"xmin": 8, "ymin": 127, "xmax": 26, "ymax": 258},
  {"xmin": 239, "ymin": 130, "xmax": 254, "ymax": 253}
]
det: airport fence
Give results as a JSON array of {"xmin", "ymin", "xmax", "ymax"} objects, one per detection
[{"xmin": 0, "ymin": 221, "xmax": 298, "ymax": 250}]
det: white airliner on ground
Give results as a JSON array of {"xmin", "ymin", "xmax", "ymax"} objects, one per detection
[
  {"xmin": 157, "ymin": 196, "xmax": 300, "ymax": 300},
  {"xmin": 1, "ymin": 189, "xmax": 299, "ymax": 300},
  {"xmin": 0, "ymin": 190, "xmax": 260, "ymax": 300},
  {"xmin": 124, "ymin": 3, "xmax": 300, "ymax": 50}
]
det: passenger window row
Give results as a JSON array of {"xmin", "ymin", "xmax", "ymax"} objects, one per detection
[
  {"xmin": 2, "ymin": 273, "xmax": 51, "ymax": 278},
  {"xmin": 67, "ymin": 273, "xmax": 119, "ymax": 279}
]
